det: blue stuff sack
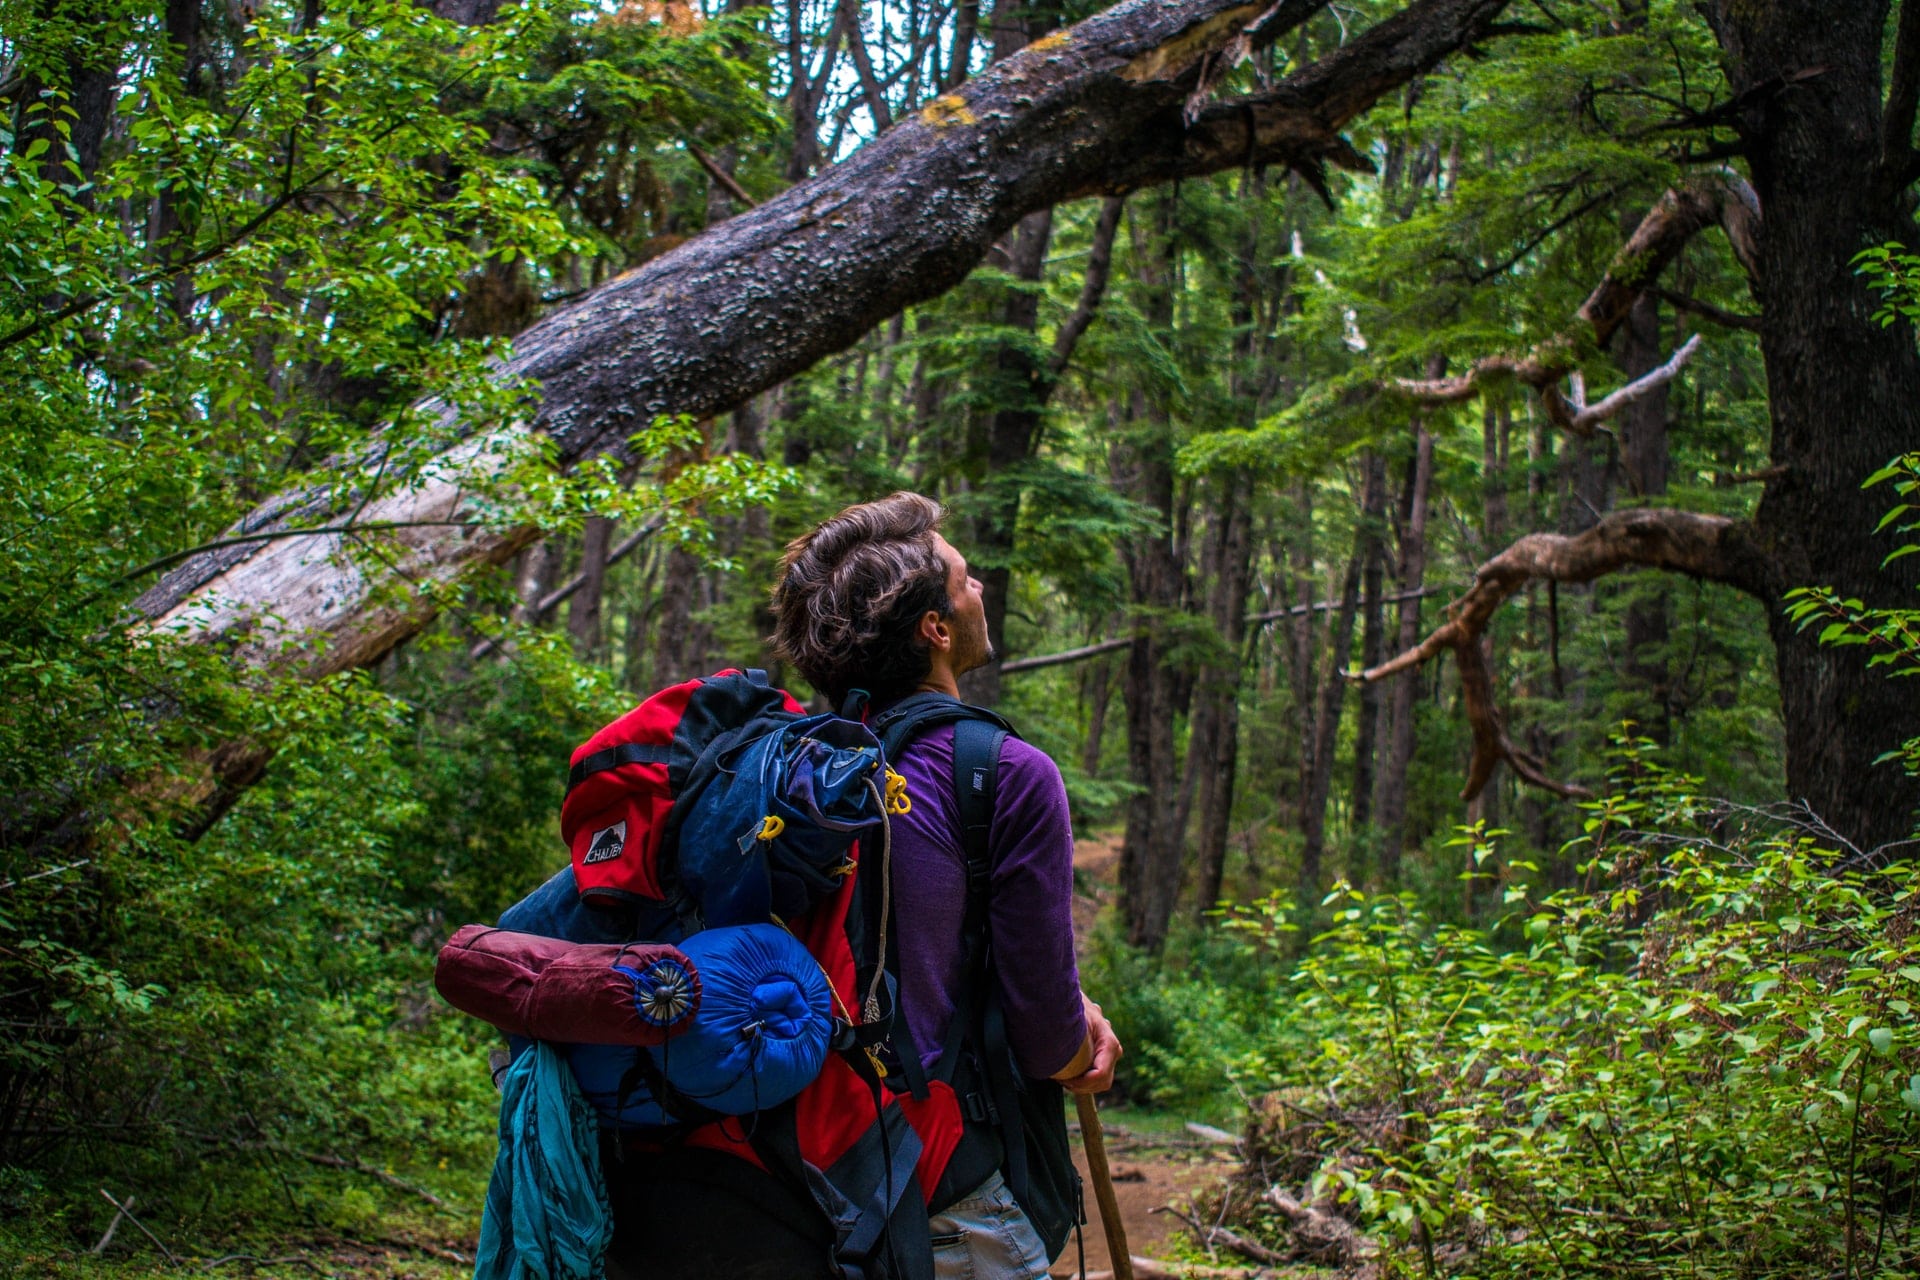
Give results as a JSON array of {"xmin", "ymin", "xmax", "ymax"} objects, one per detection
[
  {"xmin": 675, "ymin": 713, "xmax": 893, "ymax": 926},
  {"xmin": 567, "ymin": 922, "xmax": 833, "ymax": 1129}
]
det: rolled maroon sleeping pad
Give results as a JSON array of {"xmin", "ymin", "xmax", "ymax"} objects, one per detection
[{"xmin": 434, "ymin": 925, "xmax": 701, "ymax": 1045}]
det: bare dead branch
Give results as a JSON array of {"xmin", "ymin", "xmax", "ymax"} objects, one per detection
[
  {"xmin": 1562, "ymin": 332, "xmax": 1701, "ymax": 433},
  {"xmin": 1390, "ymin": 169, "xmax": 1759, "ymax": 435},
  {"xmin": 685, "ymin": 142, "xmax": 757, "ymax": 209},
  {"xmin": 1350, "ymin": 508, "xmax": 1769, "ymax": 800},
  {"xmin": 1648, "ymin": 285, "xmax": 1761, "ymax": 331},
  {"xmin": 99, "ymin": 1189, "xmax": 177, "ymax": 1265},
  {"xmin": 1000, "ymin": 585, "xmax": 1451, "ymax": 676}
]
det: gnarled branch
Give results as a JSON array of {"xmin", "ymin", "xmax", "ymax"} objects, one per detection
[
  {"xmin": 1350, "ymin": 508, "xmax": 1770, "ymax": 800},
  {"xmin": 1389, "ymin": 170, "xmax": 1759, "ymax": 432}
]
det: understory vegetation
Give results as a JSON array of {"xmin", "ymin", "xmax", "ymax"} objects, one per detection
[{"xmin": 1094, "ymin": 742, "xmax": 1920, "ymax": 1277}]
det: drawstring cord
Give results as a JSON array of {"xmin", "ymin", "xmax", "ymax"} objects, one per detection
[{"xmin": 862, "ymin": 773, "xmax": 893, "ymax": 1026}]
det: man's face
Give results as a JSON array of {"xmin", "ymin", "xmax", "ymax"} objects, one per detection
[{"xmin": 932, "ymin": 534, "xmax": 993, "ymax": 673}]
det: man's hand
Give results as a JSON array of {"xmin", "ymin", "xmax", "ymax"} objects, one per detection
[{"xmin": 1057, "ymin": 991, "xmax": 1122, "ymax": 1095}]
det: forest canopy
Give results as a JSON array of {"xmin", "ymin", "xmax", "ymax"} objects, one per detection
[{"xmin": 3, "ymin": 0, "xmax": 1919, "ymax": 1274}]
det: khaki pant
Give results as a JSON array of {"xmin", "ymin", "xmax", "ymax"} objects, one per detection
[{"xmin": 927, "ymin": 1171, "xmax": 1052, "ymax": 1280}]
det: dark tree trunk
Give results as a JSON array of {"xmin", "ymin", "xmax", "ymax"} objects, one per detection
[
  {"xmin": 1702, "ymin": 0, "xmax": 1920, "ymax": 849},
  {"xmin": 1349, "ymin": 452, "xmax": 1389, "ymax": 874},
  {"xmin": 1299, "ymin": 540, "xmax": 1362, "ymax": 899},
  {"xmin": 568, "ymin": 517, "xmax": 615, "ymax": 662},
  {"xmin": 1376, "ymin": 423, "xmax": 1433, "ymax": 882},
  {"xmin": 1618, "ymin": 291, "xmax": 1672, "ymax": 743},
  {"xmin": 1116, "ymin": 194, "xmax": 1196, "ymax": 950},
  {"xmin": 1116, "ymin": 434, "xmax": 1191, "ymax": 950},
  {"xmin": 1189, "ymin": 475, "xmax": 1253, "ymax": 918},
  {"xmin": 964, "ymin": 205, "xmax": 1054, "ymax": 707}
]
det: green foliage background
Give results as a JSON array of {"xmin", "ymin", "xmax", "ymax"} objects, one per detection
[{"xmin": 3, "ymin": 0, "xmax": 1916, "ymax": 1273}]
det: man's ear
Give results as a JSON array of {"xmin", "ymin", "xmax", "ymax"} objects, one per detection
[{"xmin": 917, "ymin": 608, "xmax": 950, "ymax": 651}]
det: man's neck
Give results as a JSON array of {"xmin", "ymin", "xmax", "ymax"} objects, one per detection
[{"xmin": 917, "ymin": 658, "xmax": 961, "ymax": 700}]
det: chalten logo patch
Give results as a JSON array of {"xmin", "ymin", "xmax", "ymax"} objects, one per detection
[{"xmin": 584, "ymin": 820, "xmax": 627, "ymax": 865}]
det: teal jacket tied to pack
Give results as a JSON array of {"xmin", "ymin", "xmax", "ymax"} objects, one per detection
[{"xmin": 475, "ymin": 1041, "xmax": 613, "ymax": 1280}]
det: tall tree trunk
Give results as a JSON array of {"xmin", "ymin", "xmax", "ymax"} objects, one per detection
[
  {"xmin": 1299, "ymin": 540, "xmax": 1363, "ymax": 899},
  {"xmin": 1618, "ymin": 290, "xmax": 1673, "ymax": 743},
  {"xmin": 1349, "ymin": 452, "xmax": 1389, "ymax": 876},
  {"xmin": 1116, "ymin": 196, "xmax": 1192, "ymax": 950},
  {"xmin": 1713, "ymin": 0, "xmax": 1920, "ymax": 848},
  {"xmin": 651, "ymin": 546, "xmax": 707, "ymax": 683},
  {"xmin": 568, "ymin": 517, "xmax": 615, "ymax": 661},
  {"xmin": 1376, "ymin": 423, "xmax": 1433, "ymax": 882},
  {"xmin": 964, "ymin": 205, "xmax": 1054, "ymax": 706},
  {"xmin": 1116, "ymin": 421, "xmax": 1190, "ymax": 949},
  {"xmin": 1189, "ymin": 475, "xmax": 1253, "ymax": 917}
]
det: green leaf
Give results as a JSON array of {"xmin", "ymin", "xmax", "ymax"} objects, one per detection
[{"xmin": 1870, "ymin": 1027, "xmax": 1894, "ymax": 1055}]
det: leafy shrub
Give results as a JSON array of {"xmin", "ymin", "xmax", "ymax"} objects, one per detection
[{"xmin": 1215, "ymin": 743, "xmax": 1920, "ymax": 1278}]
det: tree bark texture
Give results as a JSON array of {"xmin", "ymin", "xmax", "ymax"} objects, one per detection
[
  {"xmin": 1116, "ymin": 203, "xmax": 1193, "ymax": 950},
  {"xmin": 1117, "ymin": 468, "xmax": 1190, "ymax": 951},
  {"xmin": 567, "ymin": 516, "xmax": 615, "ymax": 662},
  {"xmin": 1374, "ymin": 424, "xmax": 1431, "ymax": 883},
  {"xmin": 1189, "ymin": 474, "xmax": 1254, "ymax": 918},
  {"xmin": 1298, "ymin": 538, "xmax": 1362, "ymax": 900},
  {"xmin": 965, "ymin": 204, "xmax": 1055, "ymax": 707},
  {"xmin": 1707, "ymin": 0, "xmax": 1920, "ymax": 850}
]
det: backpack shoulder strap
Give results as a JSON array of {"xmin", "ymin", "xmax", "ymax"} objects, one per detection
[
  {"xmin": 950, "ymin": 717, "xmax": 1005, "ymax": 905},
  {"xmin": 872, "ymin": 692, "xmax": 1015, "ymax": 764},
  {"xmin": 931, "ymin": 716, "xmax": 1006, "ymax": 1084}
]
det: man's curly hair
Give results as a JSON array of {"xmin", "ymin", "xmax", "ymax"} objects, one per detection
[{"xmin": 770, "ymin": 492, "xmax": 952, "ymax": 706}]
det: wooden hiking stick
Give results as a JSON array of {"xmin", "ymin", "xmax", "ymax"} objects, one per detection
[{"xmin": 1074, "ymin": 1093, "xmax": 1133, "ymax": 1280}]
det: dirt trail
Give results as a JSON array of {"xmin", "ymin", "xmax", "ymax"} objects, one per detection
[{"xmin": 1051, "ymin": 1120, "xmax": 1235, "ymax": 1278}]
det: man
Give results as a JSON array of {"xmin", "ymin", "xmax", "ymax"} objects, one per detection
[{"xmin": 766, "ymin": 491, "xmax": 1123, "ymax": 1278}]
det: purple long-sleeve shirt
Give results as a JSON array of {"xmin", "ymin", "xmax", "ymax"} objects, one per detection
[{"xmin": 888, "ymin": 723, "xmax": 1086, "ymax": 1080}]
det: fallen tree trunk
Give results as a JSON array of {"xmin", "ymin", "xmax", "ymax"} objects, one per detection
[
  {"xmin": 62, "ymin": 0, "xmax": 1515, "ymax": 843},
  {"xmin": 132, "ymin": 0, "xmax": 1513, "ymax": 673}
]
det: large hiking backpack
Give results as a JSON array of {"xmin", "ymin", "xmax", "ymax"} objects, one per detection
[{"xmin": 493, "ymin": 670, "xmax": 1078, "ymax": 1278}]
